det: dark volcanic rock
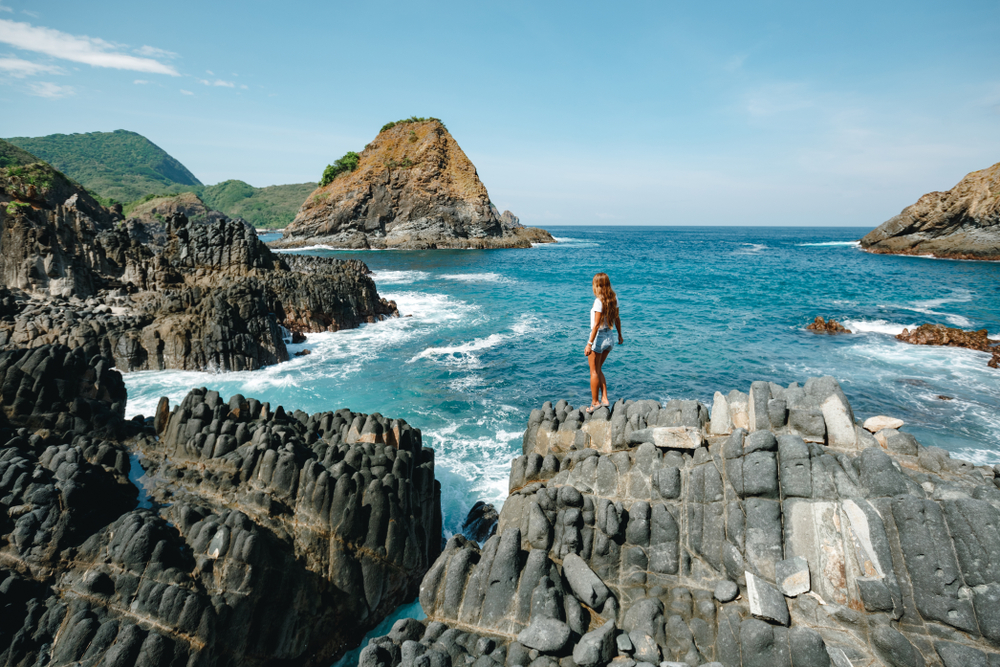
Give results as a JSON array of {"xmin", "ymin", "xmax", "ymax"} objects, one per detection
[
  {"xmin": 896, "ymin": 324, "xmax": 999, "ymax": 369},
  {"xmin": 359, "ymin": 376, "xmax": 1000, "ymax": 667},
  {"xmin": 278, "ymin": 120, "xmax": 554, "ymax": 250},
  {"xmin": 806, "ymin": 316, "xmax": 851, "ymax": 334},
  {"xmin": 0, "ymin": 344, "xmax": 442, "ymax": 667},
  {"xmin": 0, "ymin": 206, "xmax": 397, "ymax": 371},
  {"xmin": 860, "ymin": 161, "xmax": 1000, "ymax": 260},
  {"xmin": 462, "ymin": 500, "xmax": 499, "ymax": 542}
]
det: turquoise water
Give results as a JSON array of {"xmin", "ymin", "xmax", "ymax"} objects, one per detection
[{"xmin": 126, "ymin": 227, "xmax": 1000, "ymax": 538}]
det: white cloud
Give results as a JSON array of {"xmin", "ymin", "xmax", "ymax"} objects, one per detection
[
  {"xmin": 0, "ymin": 56, "xmax": 63, "ymax": 77},
  {"xmin": 21, "ymin": 9, "xmax": 37, "ymax": 18},
  {"xmin": 0, "ymin": 19, "xmax": 179, "ymax": 75},
  {"xmin": 180, "ymin": 88, "xmax": 193, "ymax": 95},
  {"xmin": 133, "ymin": 79, "xmax": 148, "ymax": 84},
  {"xmin": 198, "ymin": 77, "xmax": 235, "ymax": 87},
  {"xmin": 135, "ymin": 44, "xmax": 177, "ymax": 59},
  {"xmin": 0, "ymin": 4, "xmax": 12, "ymax": 12},
  {"xmin": 206, "ymin": 69, "xmax": 213, "ymax": 75},
  {"xmin": 240, "ymin": 84, "xmax": 247, "ymax": 90},
  {"xmin": 29, "ymin": 80, "xmax": 73, "ymax": 98}
]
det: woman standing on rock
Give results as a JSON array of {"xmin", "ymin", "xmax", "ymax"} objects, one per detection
[{"xmin": 585, "ymin": 272, "xmax": 624, "ymax": 412}]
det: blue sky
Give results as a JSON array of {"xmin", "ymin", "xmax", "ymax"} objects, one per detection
[{"xmin": 1, "ymin": 0, "xmax": 998, "ymax": 226}]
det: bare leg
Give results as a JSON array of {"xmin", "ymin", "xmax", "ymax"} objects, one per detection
[
  {"xmin": 596, "ymin": 349, "xmax": 611, "ymax": 405},
  {"xmin": 588, "ymin": 352, "xmax": 602, "ymax": 409}
]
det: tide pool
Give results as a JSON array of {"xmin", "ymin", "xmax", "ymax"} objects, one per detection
[{"xmin": 126, "ymin": 226, "xmax": 1000, "ymax": 537}]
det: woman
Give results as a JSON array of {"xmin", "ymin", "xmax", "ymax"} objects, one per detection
[{"xmin": 584, "ymin": 272, "xmax": 624, "ymax": 412}]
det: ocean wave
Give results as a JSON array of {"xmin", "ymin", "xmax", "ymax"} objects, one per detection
[
  {"xmin": 797, "ymin": 241, "xmax": 861, "ymax": 247},
  {"xmin": 441, "ymin": 272, "xmax": 514, "ymax": 284},
  {"xmin": 424, "ymin": 421, "xmax": 523, "ymax": 509},
  {"xmin": 738, "ymin": 243, "xmax": 769, "ymax": 253},
  {"xmin": 272, "ymin": 244, "xmax": 339, "ymax": 253},
  {"xmin": 372, "ymin": 270, "xmax": 430, "ymax": 285},
  {"xmin": 408, "ymin": 333, "xmax": 506, "ymax": 366},
  {"xmin": 385, "ymin": 291, "xmax": 482, "ymax": 324},
  {"xmin": 841, "ymin": 319, "xmax": 916, "ymax": 336}
]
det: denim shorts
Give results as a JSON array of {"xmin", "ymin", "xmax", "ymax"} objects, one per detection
[{"xmin": 592, "ymin": 328, "xmax": 616, "ymax": 354}]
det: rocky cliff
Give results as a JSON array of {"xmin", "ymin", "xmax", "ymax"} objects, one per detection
[
  {"xmin": 356, "ymin": 378, "xmax": 1000, "ymax": 667},
  {"xmin": 0, "ymin": 344, "xmax": 442, "ymax": 667},
  {"xmin": 861, "ymin": 161, "xmax": 1000, "ymax": 260},
  {"xmin": 0, "ymin": 143, "xmax": 398, "ymax": 371},
  {"xmin": 279, "ymin": 120, "xmax": 554, "ymax": 249}
]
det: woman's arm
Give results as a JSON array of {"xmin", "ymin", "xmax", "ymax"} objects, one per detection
[
  {"xmin": 615, "ymin": 314, "xmax": 623, "ymax": 344},
  {"xmin": 584, "ymin": 320, "xmax": 602, "ymax": 356}
]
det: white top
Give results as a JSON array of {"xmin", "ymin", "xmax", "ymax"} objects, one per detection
[{"xmin": 591, "ymin": 298, "xmax": 609, "ymax": 330}]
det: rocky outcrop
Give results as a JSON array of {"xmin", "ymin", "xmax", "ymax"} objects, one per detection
[
  {"xmin": 1, "ymin": 167, "xmax": 398, "ymax": 371},
  {"xmin": 860, "ymin": 161, "xmax": 1000, "ymax": 260},
  {"xmin": 357, "ymin": 377, "xmax": 1000, "ymax": 667},
  {"xmin": 0, "ymin": 344, "xmax": 442, "ymax": 667},
  {"xmin": 896, "ymin": 324, "xmax": 999, "ymax": 369},
  {"xmin": 806, "ymin": 317, "xmax": 851, "ymax": 334},
  {"xmin": 279, "ymin": 120, "xmax": 554, "ymax": 249}
]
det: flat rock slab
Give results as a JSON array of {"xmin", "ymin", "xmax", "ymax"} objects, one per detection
[
  {"xmin": 864, "ymin": 416, "xmax": 904, "ymax": 433},
  {"xmin": 628, "ymin": 426, "xmax": 705, "ymax": 450},
  {"xmin": 746, "ymin": 571, "xmax": 790, "ymax": 626},
  {"xmin": 775, "ymin": 556, "xmax": 810, "ymax": 597},
  {"xmin": 517, "ymin": 618, "xmax": 572, "ymax": 653}
]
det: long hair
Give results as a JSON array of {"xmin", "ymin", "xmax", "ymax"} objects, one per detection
[{"xmin": 593, "ymin": 273, "xmax": 618, "ymax": 327}]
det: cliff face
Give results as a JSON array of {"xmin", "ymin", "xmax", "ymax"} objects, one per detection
[
  {"xmin": 861, "ymin": 161, "xmax": 1000, "ymax": 260},
  {"xmin": 1, "ymin": 147, "xmax": 398, "ymax": 371},
  {"xmin": 282, "ymin": 120, "xmax": 554, "ymax": 249},
  {"xmin": 0, "ymin": 344, "xmax": 442, "ymax": 667}
]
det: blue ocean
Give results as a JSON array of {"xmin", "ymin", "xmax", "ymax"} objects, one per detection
[{"xmin": 124, "ymin": 226, "xmax": 1000, "ymax": 539}]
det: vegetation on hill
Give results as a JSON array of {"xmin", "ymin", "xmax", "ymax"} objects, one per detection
[
  {"xmin": 379, "ymin": 116, "xmax": 445, "ymax": 133},
  {"xmin": 201, "ymin": 180, "xmax": 317, "ymax": 228},
  {"xmin": 6, "ymin": 130, "xmax": 202, "ymax": 204},
  {"xmin": 0, "ymin": 138, "xmax": 41, "ymax": 169},
  {"xmin": 319, "ymin": 152, "xmax": 360, "ymax": 187}
]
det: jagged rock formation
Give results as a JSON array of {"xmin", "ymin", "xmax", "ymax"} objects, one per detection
[
  {"xmin": 0, "ymin": 344, "xmax": 442, "ymax": 667},
  {"xmin": 806, "ymin": 317, "xmax": 851, "ymax": 334},
  {"xmin": 357, "ymin": 378, "xmax": 1000, "ymax": 667},
  {"xmin": 861, "ymin": 161, "xmax": 1000, "ymax": 260},
  {"xmin": 279, "ymin": 120, "xmax": 555, "ymax": 249},
  {"xmin": 896, "ymin": 324, "xmax": 999, "ymax": 369},
  {"xmin": 1, "ymin": 147, "xmax": 398, "ymax": 370}
]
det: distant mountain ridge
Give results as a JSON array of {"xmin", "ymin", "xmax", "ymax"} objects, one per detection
[
  {"xmin": 6, "ymin": 130, "xmax": 201, "ymax": 203},
  {"xmin": 5, "ymin": 130, "xmax": 314, "ymax": 228}
]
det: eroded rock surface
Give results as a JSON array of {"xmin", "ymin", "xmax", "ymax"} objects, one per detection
[
  {"xmin": 279, "ymin": 120, "xmax": 554, "ymax": 250},
  {"xmin": 896, "ymin": 324, "xmax": 999, "ymax": 369},
  {"xmin": 806, "ymin": 317, "xmax": 852, "ymax": 334},
  {"xmin": 0, "ymin": 201, "xmax": 397, "ymax": 371},
  {"xmin": 358, "ymin": 377, "xmax": 1000, "ymax": 667},
  {"xmin": 0, "ymin": 344, "xmax": 442, "ymax": 667},
  {"xmin": 860, "ymin": 161, "xmax": 1000, "ymax": 260}
]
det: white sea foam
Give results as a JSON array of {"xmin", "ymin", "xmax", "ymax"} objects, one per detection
[
  {"xmin": 272, "ymin": 244, "xmax": 338, "ymax": 253},
  {"xmin": 372, "ymin": 270, "xmax": 430, "ymax": 285},
  {"xmin": 797, "ymin": 241, "xmax": 861, "ymax": 247},
  {"xmin": 898, "ymin": 289, "xmax": 975, "ymax": 327},
  {"xmin": 441, "ymin": 272, "xmax": 514, "ymax": 284},
  {"xmin": 739, "ymin": 243, "xmax": 768, "ymax": 253},
  {"xmin": 841, "ymin": 319, "xmax": 917, "ymax": 336},
  {"xmin": 425, "ymin": 422, "xmax": 523, "ymax": 509},
  {"xmin": 409, "ymin": 333, "xmax": 506, "ymax": 366}
]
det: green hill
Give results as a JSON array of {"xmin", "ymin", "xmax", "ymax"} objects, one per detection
[
  {"xmin": 201, "ymin": 180, "xmax": 316, "ymax": 228},
  {"xmin": 6, "ymin": 130, "xmax": 202, "ymax": 204},
  {"xmin": 0, "ymin": 138, "xmax": 43, "ymax": 169},
  {"xmin": 5, "ymin": 130, "xmax": 314, "ymax": 228}
]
